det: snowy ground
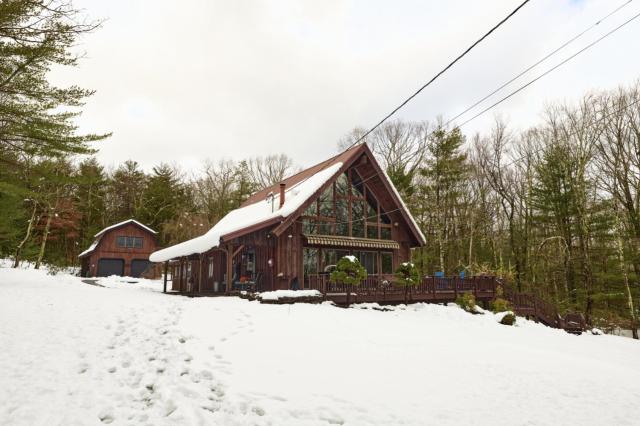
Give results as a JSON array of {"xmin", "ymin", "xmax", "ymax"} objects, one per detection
[{"xmin": 1, "ymin": 266, "xmax": 640, "ymax": 425}]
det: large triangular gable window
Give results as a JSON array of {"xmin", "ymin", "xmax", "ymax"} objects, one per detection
[{"xmin": 300, "ymin": 167, "xmax": 393, "ymax": 240}]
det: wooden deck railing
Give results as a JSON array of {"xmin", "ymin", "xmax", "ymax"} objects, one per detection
[
  {"xmin": 306, "ymin": 274, "xmax": 498, "ymax": 303},
  {"xmin": 307, "ymin": 274, "xmax": 585, "ymax": 333}
]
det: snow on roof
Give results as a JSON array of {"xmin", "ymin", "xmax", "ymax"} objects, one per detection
[
  {"xmin": 78, "ymin": 239, "xmax": 100, "ymax": 258},
  {"xmin": 149, "ymin": 162, "xmax": 344, "ymax": 263},
  {"xmin": 94, "ymin": 219, "xmax": 157, "ymax": 238},
  {"xmin": 379, "ymin": 167, "xmax": 426, "ymax": 245}
]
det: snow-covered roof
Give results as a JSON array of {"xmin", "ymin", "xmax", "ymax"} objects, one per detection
[
  {"xmin": 78, "ymin": 219, "xmax": 157, "ymax": 258},
  {"xmin": 78, "ymin": 239, "xmax": 100, "ymax": 258},
  {"xmin": 379, "ymin": 167, "xmax": 426, "ymax": 245},
  {"xmin": 149, "ymin": 163, "xmax": 344, "ymax": 262},
  {"xmin": 94, "ymin": 219, "xmax": 157, "ymax": 237}
]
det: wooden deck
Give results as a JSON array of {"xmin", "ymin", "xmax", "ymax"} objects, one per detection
[
  {"xmin": 307, "ymin": 274, "xmax": 498, "ymax": 304},
  {"xmin": 307, "ymin": 274, "xmax": 586, "ymax": 333}
]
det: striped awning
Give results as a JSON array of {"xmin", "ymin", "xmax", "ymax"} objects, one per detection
[{"xmin": 304, "ymin": 234, "xmax": 400, "ymax": 250}]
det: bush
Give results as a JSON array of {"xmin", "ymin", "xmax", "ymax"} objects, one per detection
[
  {"xmin": 491, "ymin": 297, "xmax": 512, "ymax": 313},
  {"xmin": 500, "ymin": 312, "xmax": 516, "ymax": 326},
  {"xmin": 455, "ymin": 292, "xmax": 477, "ymax": 313},
  {"xmin": 330, "ymin": 255, "xmax": 367, "ymax": 306}
]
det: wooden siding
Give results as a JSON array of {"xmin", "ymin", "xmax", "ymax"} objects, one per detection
[{"xmin": 83, "ymin": 223, "xmax": 158, "ymax": 277}]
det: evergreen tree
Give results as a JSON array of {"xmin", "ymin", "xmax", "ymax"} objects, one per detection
[
  {"xmin": 330, "ymin": 256, "xmax": 367, "ymax": 306},
  {"xmin": 138, "ymin": 163, "xmax": 190, "ymax": 243},
  {"xmin": 107, "ymin": 160, "xmax": 146, "ymax": 221},
  {"xmin": 75, "ymin": 158, "xmax": 108, "ymax": 249},
  {"xmin": 0, "ymin": 0, "xmax": 109, "ymax": 161},
  {"xmin": 418, "ymin": 125, "xmax": 468, "ymax": 274}
]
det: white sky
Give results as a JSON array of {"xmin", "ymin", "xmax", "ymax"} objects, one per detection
[{"xmin": 50, "ymin": 0, "xmax": 640, "ymax": 172}]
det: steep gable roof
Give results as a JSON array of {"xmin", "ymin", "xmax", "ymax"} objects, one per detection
[
  {"xmin": 78, "ymin": 219, "xmax": 157, "ymax": 258},
  {"xmin": 149, "ymin": 144, "xmax": 425, "ymax": 263},
  {"xmin": 94, "ymin": 219, "xmax": 157, "ymax": 237}
]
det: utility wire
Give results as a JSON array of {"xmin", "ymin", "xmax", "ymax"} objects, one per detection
[
  {"xmin": 445, "ymin": 0, "xmax": 633, "ymax": 127},
  {"xmin": 457, "ymin": 9, "xmax": 640, "ymax": 129},
  {"xmin": 347, "ymin": 0, "xmax": 532, "ymax": 148}
]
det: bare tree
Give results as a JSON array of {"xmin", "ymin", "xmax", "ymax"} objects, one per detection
[{"xmin": 246, "ymin": 154, "xmax": 296, "ymax": 190}]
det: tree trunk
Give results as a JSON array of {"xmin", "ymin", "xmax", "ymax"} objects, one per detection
[
  {"xmin": 13, "ymin": 203, "xmax": 38, "ymax": 268},
  {"xmin": 615, "ymin": 213, "xmax": 638, "ymax": 339},
  {"xmin": 35, "ymin": 207, "xmax": 53, "ymax": 270}
]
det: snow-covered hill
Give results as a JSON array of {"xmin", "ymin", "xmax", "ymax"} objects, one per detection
[{"xmin": 1, "ymin": 266, "xmax": 639, "ymax": 425}]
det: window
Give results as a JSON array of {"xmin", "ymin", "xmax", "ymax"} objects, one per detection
[
  {"xmin": 366, "ymin": 191, "xmax": 378, "ymax": 221},
  {"xmin": 351, "ymin": 200, "xmax": 365, "ymax": 238},
  {"xmin": 356, "ymin": 251, "xmax": 377, "ymax": 274},
  {"xmin": 303, "ymin": 248, "xmax": 319, "ymax": 288},
  {"xmin": 380, "ymin": 208, "xmax": 391, "ymax": 225},
  {"xmin": 366, "ymin": 224, "xmax": 379, "ymax": 239},
  {"xmin": 350, "ymin": 169, "xmax": 364, "ymax": 197},
  {"xmin": 319, "ymin": 186, "xmax": 334, "ymax": 217},
  {"xmin": 116, "ymin": 236, "xmax": 143, "ymax": 248},
  {"xmin": 322, "ymin": 249, "xmax": 337, "ymax": 272},
  {"xmin": 302, "ymin": 219, "xmax": 317, "ymax": 234},
  {"xmin": 318, "ymin": 220, "xmax": 334, "ymax": 235},
  {"xmin": 335, "ymin": 172, "xmax": 349, "ymax": 196},
  {"xmin": 335, "ymin": 198, "xmax": 348, "ymax": 236},
  {"xmin": 381, "ymin": 252, "xmax": 393, "ymax": 274},
  {"xmin": 298, "ymin": 166, "xmax": 399, "ymax": 242},
  {"xmin": 208, "ymin": 257, "xmax": 214, "ymax": 278},
  {"xmin": 380, "ymin": 227, "xmax": 392, "ymax": 240}
]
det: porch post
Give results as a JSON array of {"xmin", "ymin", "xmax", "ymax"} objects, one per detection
[
  {"xmin": 225, "ymin": 243, "xmax": 233, "ymax": 295},
  {"xmin": 163, "ymin": 261, "xmax": 168, "ymax": 293},
  {"xmin": 198, "ymin": 254, "xmax": 203, "ymax": 293}
]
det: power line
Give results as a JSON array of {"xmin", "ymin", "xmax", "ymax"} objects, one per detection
[
  {"xmin": 445, "ymin": 0, "xmax": 634, "ymax": 127},
  {"xmin": 347, "ymin": 0, "xmax": 532, "ymax": 148},
  {"xmin": 456, "ymin": 9, "xmax": 640, "ymax": 129}
]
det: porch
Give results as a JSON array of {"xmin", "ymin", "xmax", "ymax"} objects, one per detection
[{"xmin": 306, "ymin": 274, "xmax": 499, "ymax": 304}]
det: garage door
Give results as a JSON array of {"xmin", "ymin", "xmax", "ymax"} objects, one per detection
[
  {"xmin": 131, "ymin": 259, "xmax": 151, "ymax": 278},
  {"xmin": 97, "ymin": 258, "xmax": 124, "ymax": 277}
]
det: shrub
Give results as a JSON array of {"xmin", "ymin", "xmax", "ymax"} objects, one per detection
[
  {"xmin": 500, "ymin": 312, "xmax": 516, "ymax": 326},
  {"xmin": 455, "ymin": 292, "xmax": 477, "ymax": 313},
  {"xmin": 491, "ymin": 297, "xmax": 512, "ymax": 313},
  {"xmin": 394, "ymin": 262, "xmax": 420, "ymax": 304},
  {"xmin": 330, "ymin": 255, "xmax": 367, "ymax": 306}
]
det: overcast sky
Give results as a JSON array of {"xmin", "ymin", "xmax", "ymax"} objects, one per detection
[{"xmin": 50, "ymin": 0, "xmax": 640, "ymax": 172}]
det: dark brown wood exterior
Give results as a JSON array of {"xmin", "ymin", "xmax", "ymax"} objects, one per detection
[
  {"xmin": 80, "ymin": 222, "xmax": 158, "ymax": 277},
  {"xmin": 163, "ymin": 144, "xmax": 424, "ymax": 295}
]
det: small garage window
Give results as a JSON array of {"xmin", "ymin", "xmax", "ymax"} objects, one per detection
[{"xmin": 116, "ymin": 236, "xmax": 143, "ymax": 248}]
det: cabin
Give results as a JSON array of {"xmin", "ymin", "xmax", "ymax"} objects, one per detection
[
  {"xmin": 150, "ymin": 144, "xmax": 427, "ymax": 295},
  {"xmin": 79, "ymin": 219, "xmax": 158, "ymax": 277}
]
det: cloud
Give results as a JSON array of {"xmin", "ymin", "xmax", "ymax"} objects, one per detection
[{"xmin": 50, "ymin": 0, "xmax": 640, "ymax": 171}]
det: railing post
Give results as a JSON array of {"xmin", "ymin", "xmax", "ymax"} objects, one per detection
[
  {"xmin": 453, "ymin": 276, "xmax": 458, "ymax": 299},
  {"xmin": 432, "ymin": 276, "xmax": 436, "ymax": 299}
]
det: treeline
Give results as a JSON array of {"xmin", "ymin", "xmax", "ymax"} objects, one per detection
[
  {"xmin": 0, "ymin": 155, "xmax": 297, "ymax": 267},
  {"xmin": 353, "ymin": 83, "xmax": 639, "ymax": 336}
]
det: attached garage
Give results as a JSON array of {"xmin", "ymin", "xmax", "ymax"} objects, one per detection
[
  {"xmin": 97, "ymin": 258, "xmax": 125, "ymax": 277},
  {"xmin": 130, "ymin": 259, "xmax": 151, "ymax": 278}
]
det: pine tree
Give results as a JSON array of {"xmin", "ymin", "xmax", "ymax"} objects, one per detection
[
  {"xmin": 0, "ymin": 0, "xmax": 109, "ymax": 161},
  {"xmin": 418, "ymin": 125, "xmax": 468, "ymax": 274}
]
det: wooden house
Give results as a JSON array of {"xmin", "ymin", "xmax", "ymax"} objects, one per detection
[
  {"xmin": 79, "ymin": 219, "xmax": 158, "ymax": 277},
  {"xmin": 151, "ymin": 144, "xmax": 426, "ymax": 294}
]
